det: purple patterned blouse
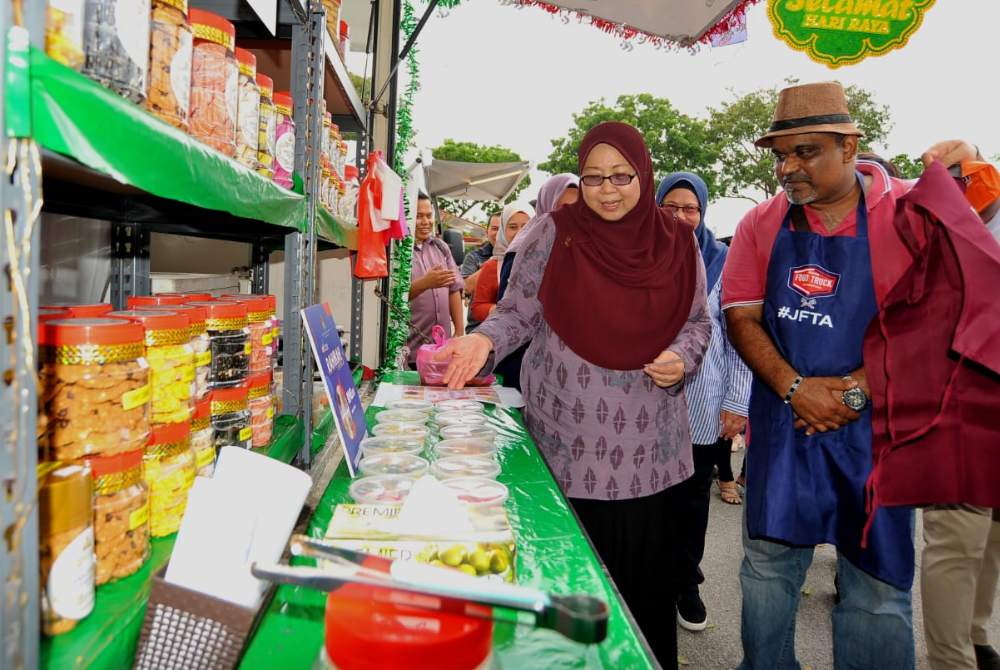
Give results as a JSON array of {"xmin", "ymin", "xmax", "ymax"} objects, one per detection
[{"xmin": 477, "ymin": 213, "xmax": 712, "ymax": 501}]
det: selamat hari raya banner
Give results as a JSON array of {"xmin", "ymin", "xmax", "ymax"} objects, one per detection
[{"xmin": 768, "ymin": 0, "xmax": 935, "ymax": 68}]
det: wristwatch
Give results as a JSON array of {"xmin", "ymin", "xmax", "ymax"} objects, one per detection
[{"xmin": 841, "ymin": 375, "xmax": 869, "ymax": 411}]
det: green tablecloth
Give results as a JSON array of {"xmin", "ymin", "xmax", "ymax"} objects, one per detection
[{"xmin": 239, "ymin": 372, "xmax": 656, "ymax": 669}]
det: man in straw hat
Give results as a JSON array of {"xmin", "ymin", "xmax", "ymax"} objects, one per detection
[{"xmin": 721, "ymin": 81, "xmax": 998, "ymax": 669}]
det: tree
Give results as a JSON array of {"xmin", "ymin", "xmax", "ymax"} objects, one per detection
[
  {"xmin": 539, "ymin": 94, "xmax": 721, "ymax": 198},
  {"xmin": 888, "ymin": 154, "xmax": 923, "ymax": 180},
  {"xmin": 706, "ymin": 79, "xmax": 894, "ymax": 203},
  {"xmin": 430, "ymin": 139, "xmax": 531, "ymax": 218}
]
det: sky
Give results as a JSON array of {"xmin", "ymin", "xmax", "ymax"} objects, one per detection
[{"xmin": 358, "ymin": 0, "xmax": 1000, "ymax": 237}]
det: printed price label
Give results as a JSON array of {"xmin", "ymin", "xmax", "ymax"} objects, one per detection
[
  {"xmin": 122, "ymin": 384, "xmax": 151, "ymax": 411},
  {"xmin": 195, "ymin": 447, "xmax": 215, "ymax": 470},
  {"xmin": 195, "ymin": 351, "xmax": 212, "ymax": 367},
  {"xmin": 239, "ymin": 426, "xmax": 253, "ymax": 442},
  {"xmin": 130, "ymin": 504, "xmax": 149, "ymax": 530},
  {"xmin": 244, "ymin": 342, "xmax": 252, "ymax": 355}
]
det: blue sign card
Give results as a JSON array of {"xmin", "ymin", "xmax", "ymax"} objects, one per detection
[{"xmin": 301, "ymin": 302, "xmax": 367, "ymax": 477}]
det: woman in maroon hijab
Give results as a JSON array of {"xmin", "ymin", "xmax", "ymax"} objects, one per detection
[{"xmin": 436, "ymin": 121, "xmax": 711, "ymax": 668}]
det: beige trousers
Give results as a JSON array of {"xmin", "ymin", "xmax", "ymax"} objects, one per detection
[{"xmin": 922, "ymin": 505, "xmax": 1000, "ymax": 670}]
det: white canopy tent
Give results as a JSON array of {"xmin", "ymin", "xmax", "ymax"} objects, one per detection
[{"xmin": 421, "ymin": 158, "xmax": 533, "ymax": 203}]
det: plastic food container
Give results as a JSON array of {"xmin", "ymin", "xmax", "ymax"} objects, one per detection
[
  {"xmin": 185, "ymin": 301, "xmax": 249, "ymax": 388},
  {"xmin": 349, "ymin": 475, "xmax": 416, "ymax": 504},
  {"xmin": 233, "ymin": 46, "xmax": 260, "ymax": 168},
  {"xmin": 370, "ymin": 422, "xmax": 430, "ymax": 441},
  {"xmin": 433, "ymin": 439, "xmax": 497, "ymax": 460},
  {"xmin": 435, "ymin": 411, "xmax": 490, "ymax": 429},
  {"xmin": 143, "ymin": 0, "xmax": 192, "ymax": 131},
  {"xmin": 154, "ymin": 292, "xmax": 211, "ymax": 302},
  {"xmin": 38, "ymin": 462, "xmax": 94, "ymax": 636},
  {"xmin": 210, "ymin": 384, "xmax": 252, "ymax": 451},
  {"xmin": 127, "ymin": 295, "xmax": 187, "ymax": 307},
  {"xmin": 45, "ymin": 0, "xmax": 86, "ymax": 70},
  {"xmin": 190, "ymin": 396, "xmax": 215, "ymax": 477},
  {"xmin": 81, "ymin": 449, "xmax": 150, "ymax": 585},
  {"xmin": 220, "ymin": 293, "xmax": 278, "ymax": 366},
  {"xmin": 39, "ymin": 302, "xmax": 113, "ymax": 318},
  {"xmin": 434, "ymin": 399, "xmax": 485, "ymax": 414},
  {"xmin": 430, "ymin": 456, "xmax": 501, "ymax": 481},
  {"xmin": 141, "ymin": 303, "xmax": 211, "ymax": 401},
  {"xmin": 359, "ymin": 453, "xmax": 430, "ymax": 478},
  {"xmin": 39, "ymin": 307, "xmax": 72, "ymax": 322},
  {"xmin": 188, "ymin": 8, "xmax": 237, "ymax": 156},
  {"xmin": 272, "ymin": 91, "xmax": 296, "ymax": 188},
  {"xmin": 255, "ymin": 73, "xmax": 277, "ymax": 179},
  {"xmin": 142, "ymin": 420, "xmax": 195, "ymax": 537},
  {"xmin": 358, "ymin": 436, "xmax": 425, "ymax": 457},
  {"xmin": 247, "ymin": 371, "xmax": 274, "ymax": 448},
  {"xmin": 106, "ymin": 310, "xmax": 194, "ymax": 426},
  {"xmin": 216, "ymin": 295, "xmax": 271, "ymax": 374},
  {"xmin": 39, "ymin": 317, "xmax": 151, "ymax": 461},
  {"xmin": 441, "ymin": 477, "xmax": 509, "ymax": 508},
  {"xmin": 374, "ymin": 409, "xmax": 429, "ymax": 426},
  {"xmin": 384, "ymin": 399, "xmax": 434, "ymax": 413},
  {"xmin": 439, "ymin": 424, "xmax": 498, "ymax": 443},
  {"xmin": 81, "ymin": 0, "xmax": 152, "ymax": 104}
]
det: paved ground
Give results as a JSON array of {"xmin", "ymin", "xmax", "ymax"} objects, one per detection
[{"xmin": 676, "ymin": 449, "xmax": 1000, "ymax": 670}]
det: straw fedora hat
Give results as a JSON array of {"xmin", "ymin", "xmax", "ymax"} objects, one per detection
[{"xmin": 755, "ymin": 82, "xmax": 864, "ymax": 148}]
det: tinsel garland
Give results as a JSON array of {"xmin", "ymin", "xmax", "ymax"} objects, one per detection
[{"xmin": 380, "ymin": 0, "xmax": 420, "ymax": 374}]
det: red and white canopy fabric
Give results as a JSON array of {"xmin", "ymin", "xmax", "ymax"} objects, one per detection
[{"xmin": 511, "ymin": 0, "xmax": 762, "ymax": 48}]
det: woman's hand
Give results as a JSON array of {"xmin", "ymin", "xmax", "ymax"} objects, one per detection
[
  {"xmin": 433, "ymin": 333, "xmax": 493, "ymax": 390},
  {"xmin": 921, "ymin": 140, "xmax": 981, "ymax": 168},
  {"xmin": 643, "ymin": 350, "xmax": 685, "ymax": 388}
]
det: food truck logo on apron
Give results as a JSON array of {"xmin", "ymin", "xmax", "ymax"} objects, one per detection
[{"xmin": 779, "ymin": 264, "xmax": 840, "ymax": 328}]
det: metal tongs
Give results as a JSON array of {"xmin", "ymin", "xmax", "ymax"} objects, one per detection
[
  {"xmin": 251, "ymin": 534, "xmax": 609, "ymax": 644},
  {"xmin": 373, "ymin": 286, "xmax": 433, "ymax": 344}
]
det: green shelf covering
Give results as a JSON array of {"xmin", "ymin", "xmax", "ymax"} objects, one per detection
[
  {"xmin": 312, "ymin": 407, "xmax": 335, "ymax": 455},
  {"xmin": 30, "ymin": 47, "xmax": 356, "ymax": 248}
]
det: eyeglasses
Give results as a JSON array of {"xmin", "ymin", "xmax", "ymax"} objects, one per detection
[
  {"xmin": 660, "ymin": 203, "xmax": 701, "ymax": 217},
  {"xmin": 580, "ymin": 173, "xmax": 637, "ymax": 187}
]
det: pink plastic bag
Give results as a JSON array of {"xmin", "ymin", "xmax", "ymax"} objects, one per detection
[{"xmin": 416, "ymin": 326, "xmax": 496, "ymax": 387}]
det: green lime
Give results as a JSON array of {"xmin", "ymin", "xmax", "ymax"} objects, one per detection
[
  {"xmin": 456, "ymin": 563, "xmax": 478, "ymax": 577},
  {"xmin": 439, "ymin": 545, "xmax": 467, "ymax": 567}
]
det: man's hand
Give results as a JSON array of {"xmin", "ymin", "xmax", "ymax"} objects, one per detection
[
  {"xmin": 790, "ymin": 376, "xmax": 861, "ymax": 435},
  {"xmin": 719, "ymin": 410, "xmax": 747, "ymax": 440},
  {"xmin": 921, "ymin": 140, "xmax": 981, "ymax": 168},
  {"xmin": 643, "ymin": 350, "xmax": 685, "ymax": 388},
  {"xmin": 434, "ymin": 333, "xmax": 493, "ymax": 390},
  {"xmin": 420, "ymin": 264, "xmax": 456, "ymax": 290}
]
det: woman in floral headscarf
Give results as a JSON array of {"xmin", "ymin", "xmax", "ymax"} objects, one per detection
[{"xmin": 435, "ymin": 121, "xmax": 711, "ymax": 668}]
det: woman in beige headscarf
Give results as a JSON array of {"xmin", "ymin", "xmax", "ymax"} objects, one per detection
[{"xmin": 470, "ymin": 200, "xmax": 534, "ymax": 323}]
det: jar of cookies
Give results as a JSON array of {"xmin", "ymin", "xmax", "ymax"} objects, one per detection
[
  {"xmin": 234, "ymin": 46, "xmax": 261, "ymax": 169},
  {"xmin": 81, "ymin": 449, "xmax": 150, "ymax": 585},
  {"xmin": 190, "ymin": 397, "xmax": 215, "ymax": 477},
  {"xmin": 155, "ymin": 292, "xmax": 211, "ymax": 302},
  {"xmin": 185, "ymin": 301, "xmax": 249, "ymax": 388},
  {"xmin": 143, "ymin": 421, "xmax": 196, "ymax": 537},
  {"xmin": 142, "ymin": 303, "xmax": 211, "ymax": 402},
  {"xmin": 220, "ymin": 293, "xmax": 278, "ymax": 368},
  {"xmin": 142, "ymin": 0, "xmax": 192, "ymax": 131},
  {"xmin": 40, "ymin": 302, "xmax": 113, "ymax": 318},
  {"xmin": 188, "ymin": 8, "xmax": 238, "ymax": 156},
  {"xmin": 107, "ymin": 310, "xmax": 194, "ymax": 426},
  {"xmin": 216, "ymin": 295, "xmax": 271, "ymax": 375},
  {"xmin": 39, "ymin": 307, "xmax": 72, "ymax": 322},
  {"xmin": 127, "ymin": 294, "xmax": 187, "ymax": 307},
  {"xmin": 247, "ymin": 372, "xmax": 273, "ymax": 449},
  {"xmin": 81, "ymin": 0, "xmax": 152, "ymax": 104},
  {"xmin": 272, "ymin": 91, "xmax": 295, "ymax": 189},
  {"xmin": 38, "ymin": 462, "xmax": 94, "ymax": 637},
  {"xmin": 39, "ymin": 318, "xmax": 151, "ymax": 461},
  {"xmin": 256, "ymin": 73, "xmax": 277, "ymax": 180},
  {"xmin": 211, "ymin": 385, "xmax": 252, "ymax": 451}
]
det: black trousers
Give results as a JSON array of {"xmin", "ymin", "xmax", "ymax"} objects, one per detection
[{"xmin": 572, "ymin": 487, "xmax": 677, "ymax": 670}]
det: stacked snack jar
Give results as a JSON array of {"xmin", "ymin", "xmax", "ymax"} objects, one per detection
[
  {"xmin": 234, "ymin": 46, "xmax": 261, "ymax": 169},
  {"xmin": 322, "ymin": 111, "xmax": 332, "ymax": 166},
  {"xmin": 136, "ymin": 303, "xmax": 211, "ymax": 401},
  {"xmin": 154, "ymin": 291, "xmax": 211, "ymax": 301},
  {"xmin": 338, "ymin": 139, "xmax": 349, "ymax": 181},
  {"xmin": 106, "ymin": 310, "xmax": 194, "ymax": 426},
  {"xmin": 142, "ymin": 421, "xmax": 196, "ymax": 537},
  {"xmin": 220, "ymin": 293, "xmax": 278, "ymax": 369},
  {"xmin": 127, "ymin": 294, "xmax": 187, "ymax": 308},
  {"xmin": 190, "ymin": 397, "xmax": 215, "ymax": 476},
  {"xmin": 81, "ymin": 0, "xmax": 152, "ymax": 103},
  {"xmin": 143, "ymin": 0, "xmax": 192, "ymax": 131},
  {"xmin": 188, "ymin": 8, "xmax": 238, "ymax": 156},
  {"xmin": 185, "ymin": 301, "xmax": 250, "ymax": 388},
  {"xmin": 38, "ymin": 462, "xmax": 94, "ymax": 636},
  {"xmin": 210, "ymin": 385, "xmax": 252, "ymax": 451},
  {"xmin": 46, "ymin": 0, "xmax": 86, "ymax": 70},
  {"xmin": 256, "ymin": 73, "xmax": 277, "ymax": 179},
  {"xmin": 39, "ymin": 302, "xmax": 113, "ymax": 317},
  {"xmin": 39, "ymin": 318, "xmax": 151, "ymax": 462},
  {"xmin": 321, "ymin": 161, "xmax": 332, "ymax": 212},
  {"xmin": 272, "ymin": 91, "xmax": 296, "ymax": 189},
  {"xmin": 329, "ymin": 122, "xmax": 342, "ymax": 176},
  {"xmin": 216, "ymin": 296, "xmax": 271, "ymax": 375},
  {"xmin": 247, "ymin": 372, "xmax": 274, "ymax": 449},
  {"xmin": 80, "ymin": 449, "xmax": 150, "ymax": 585}
]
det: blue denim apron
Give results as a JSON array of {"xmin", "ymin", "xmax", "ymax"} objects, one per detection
[{"xmin": 746, "ymin": 177, "xmax": 914, "ymax": 589}]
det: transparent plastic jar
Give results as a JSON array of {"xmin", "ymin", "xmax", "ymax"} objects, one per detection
[
  {"xmin": 349, "ymin": 475, "xmax": 416, "ymax": 504},
  {"xmin": 358, "ymin": 436, "xmax": 425, "ymax": 457},
  {"xmin": 433, "ymin": 439, "xmax": 497, "ymax": 461},
  {"xmin": 234, "ymin": 46, "xmax": 260, "ymax": 169},
  {"xmin": 210, "ymin": 385, "xmax": 252, "ymax": 451},
  {"xmin": 439, "ymin": 425, "xmax": 497, "ymax": 443},
  {"xmin": 374, "ymin": 409, "xmax": 428, "ymax": 425},
  {"xmin": 39, "ymin": 318, "xmax": 151, "ymax": 461},
  {"xmin": 247, "ymin": 372, "xmax": 274, "ymax": 449},
  {"xmin": 186, "ymin": 301, "xmax": 250, "ymax": 388},
  {"xmin": 329, "ymin": 123, "xmax": 342, "ymax": 178},
  {"xmin": 370, "ymin": 422, "xmax": 430, "ymax": 442},
  {"xmin": 217, "ymin": 296, "xmax": 271, "ymax": 375},
  {"xmin": 38, "ymin": 462, "xmax": 94, "ymax": 637},
  {"xmin": 322, "ymin": 111, "xmax": 332, "ymax": 164},
  {"xmin": 321, "ymin": 162, "xmax": 332, "ymax": 212},
  {"xmin": 430, "ymin": 456, "xmax": 501, "ymax": 481},
  {"xmin": 142, "ymin": 0, "xmax": 192, "ymax": 131},
  {"xmin": 106, "ymin": 310, "xmax": 194, "ymax": 426},
  {"xmin": 191, "ymin": 397, "xmax": 215, "ymax": 477},
  {"xmin": 46, "ymin": 0, "xmax": 86, "ymax": 70},
  {"xmin": 39, "ymin": 307, "xmax": 72, "ymax": 322},
  {"xmin": 142, "ymin": 421, "xmax": 195, "ymax": 537},
  {"xmin": 188, "ymin": 8, "xmax": 237, "ymax": 156},
  {"xmin": 384, "ymin": 398, "xmax": 434, "ymax": 413},
  {"xmin": 435, "ymin": 411, "xmax": 489, "ymax": 430},
  {"xmin": 273, "ymin": 91, "xmax": 296, "ymax": 189},
  {"xmin": 141, "ymin": 303, "xmax": 211, "ymax": 402},
  {"xmin": 221, "ymin": 293, "xmax": 277, "ymax": 368},
  {"xmin": 256, "ymin": 73, "xmax": 277, "ymax": 179},
  {"xmin": 81, "ymin": 449, "xmax": 150, "ymax": 585},
  {"xmin": 359, "ymin": 453, "xmax": 429, "ymax": 478},
  {"xmin": 434, "ymin": 399, "xmax": 485, "ymax": 414},
  {"xmin": 38, "ymin": 302, "xmax": 113, "ymax": 318},
  {"xmin": 81, "ymin": 0, "xmax": 151, "ymax": 103}
]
